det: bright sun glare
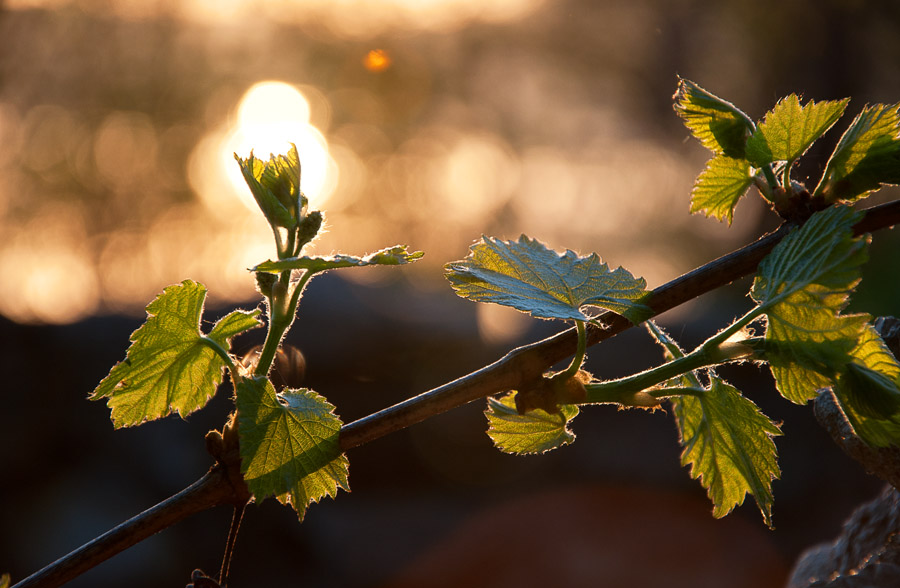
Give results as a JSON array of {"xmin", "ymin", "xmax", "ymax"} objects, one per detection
[{"xmin": 221, "ymin": 81, "xmax": 335, "ymax": 213}]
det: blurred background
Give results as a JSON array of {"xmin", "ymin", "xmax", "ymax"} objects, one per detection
[{"xmin": 2, "ymin": 0, "xmax": 900, "ymax": 586}]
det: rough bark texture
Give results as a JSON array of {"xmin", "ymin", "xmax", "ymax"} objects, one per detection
[{"xmin": 787, "ymin": 486, "xmax": 900, "ymax": 588}]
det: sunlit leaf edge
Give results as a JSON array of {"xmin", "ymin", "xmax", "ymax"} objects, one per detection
[{"xmin": 485, "ymin": 392, "xmax": 579, "ymax": 455}]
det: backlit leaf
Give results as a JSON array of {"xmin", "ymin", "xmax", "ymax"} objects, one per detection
[
  {"xmin": 445, "ymin": 235, "xmax": 651, "ymax": 324},
  {"xmin": 236, "ymin": 376, "xmax": 349, "ymax": 520},
  {"xmin": 763, "ymin": 299, "xmax": 868, "ymax": 403},
  {"xmin": 644, "ymin": 322, "xmax": 781, "ymax": 526},
  {"xmin": 751, "ymin": 205, "xmax": 870, "ymax": 403},
  {"xmin": 254, "ymin": 245, "xmax": 424, "ymax": 273},
  {"xmin": 814, "ymin": 103, "xmax": 900, "ymax": 202},
  {"xmin": 673, "ymin": 378, "xmax": 782, "ymax": 527},
  {"xmin": 673, "ymin": 78, "xmax": 755, "ymax": 158},
  {"xmin": 746, "ymin": 95, "xmax": 849, "ymax": 167},
  {"xmin": 751, "ymin": 205, "xmax": 867, "ymax": 309},
  {"xmin": 833, "ymin": 325, "xmax": 900, "ymax": 447},
  {"xmin": 485, "ymin": 392, "xmax": 579, "ymax": 454},
  {"xmin": 690, "ymin": 154, "xmax": 754, "ymax": 224},
  {"xmin": 91, "ymin": 280, "xmax": 262, "ymax": 427}
]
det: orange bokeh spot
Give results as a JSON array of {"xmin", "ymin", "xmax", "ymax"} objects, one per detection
[{"xmin": 363, "ymin": 49, "xmax": 391, "ymax": 72}]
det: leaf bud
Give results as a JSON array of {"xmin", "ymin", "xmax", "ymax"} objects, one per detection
[
  {"xmin": 234, "ymin": 144, "xmax": 304, "ymax": 230},
  {"xmin": 296, "ymin": 209, "xmax": 323, "ymax": 249},
  {"xmin": 204, "ymin": 428, "xmax": 224, "ymax": 460},
  {"xmin": 255, "ymin": 271, "xmax": 278, "ymax": 298}
]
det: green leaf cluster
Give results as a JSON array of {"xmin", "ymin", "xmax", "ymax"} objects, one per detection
[
  {"xmin": 676, "ymin": 78, "xmax": 900, "ymax": 224},
  {"xmin": 92, "ymin": 145, "xmax": 421, "ymax": 525},
  {"xmin": 87, "ymin": 84, "xmax": 900, "ymax": 547},
  {"xmin": 750, "ymin": 205, "xmax": 900, "ymax": 447},
  {"xmin": 236, "ymin": 377, "xmax": 349, "ymax": 520},
  {"xmin": 674, "ymin": 78, "xmax": 757, "ymax": 223},
  {"xmin": 91, "ymin": 280, "xmax": 261, "ymax": 427}
]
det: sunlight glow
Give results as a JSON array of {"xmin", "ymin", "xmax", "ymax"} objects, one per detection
[
  {"xmin": 228, "ymin": 82, "xmax": 334, "ymax": 211},
  {"xmin": 0, "ymin": 205, "xmax": 99, "ymax": 324},
  {"xmin": 190, "ymin": 81, "xmax": 338, "ymax": 222},
  {"xmin": 8, "ymin": 0, "xmax": 546, "ymax": 34}
]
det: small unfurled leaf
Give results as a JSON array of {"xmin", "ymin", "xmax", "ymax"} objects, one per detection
[
  {"xmin": 673, "ymin": 378, "xmax": 782, "ymax": 527},
  {"xmin": 1, "ymin": 573, "xmax": 10, "ymax": 588},
  {"xmin": 485, "ymin": 392, "xmax": 579, "ymax": 454},
  {"xmin": 236, "ymin": 376, "xmax": 349, "ymax": 520},
  {"xmin": 833, "ymin": 326, "xmax": 900, "ymax": 447},
  {"xmin": 690, "ymin": 154, "xmax": 754, "ymax": 223},
  {"xmin": 254, "ymin": 245, "xmax": 424, "ymax": 274},
  {"xmin": 815, "ymin": 103, "xmax": 900, "ymax": 202},
  {"xmin": 746, "ymin": 95, "xmax": 849, "ymax": 167},
  {"xmin": 445, "ymin": 235, "xmax": 651, "ymax": 324},
  {"xmin": 673, "ymin": 78, "xmax": 755, "ymax": 158},
  {"xmin": 91, "ymin": 280, "xmax": 262, "ymax": 427}
]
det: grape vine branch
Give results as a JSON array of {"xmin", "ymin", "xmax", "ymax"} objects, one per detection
[
  {"xmin": 13, "ymin": 198, "xmax": 900, "ymax": 588},
  {"xmin": 11, "ymin": 79, "xmax": 900, "ymax": 588}
]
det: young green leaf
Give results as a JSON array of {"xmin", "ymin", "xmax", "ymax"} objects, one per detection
[
  {"xmin": 745, "ymin": 95, "xmax": 849, "ymax": 167},
  {"xmin": 690, "ymin": 154, "xmax": 754, "ymax": 224},
  {"xmin": 673, "ymin": 78, "xmax": 755, "ymax": 158},
  {"xmin": 814, "ymin": 103, "xmax": 900, "ymax": 202},
  {"xmin": 253, "ymin": 245, "xmax": 424, "ymax": 274},
  {"xmin": 91, "ymin": 280, "xmax": 261, "ymax": 427},
  {"xmin": 672, "ymin": 378, "xmax": 782, "ymax": 527},
  {"xmin": 236, "ymin": 376, "xmax": 349, "ymax": 520},
  {"xmin": 645, "ymin": 322, "xmax": 781, "ymax": 525},
  {"xmin": 485, "ymin": 392, "xmax": 579, "ymax": 454},
  {"xmin": 751, "ymin": 205, "xmax": 867, "ymax": 309},
  {"xmin": 444, "ymin": 235, "xmax": 651, "ymax": 324},
  {"xmin": 751, "ymin": 205, "xmax": 870, "ymax": 403},
  {"xmin": 832, "ymin": 325, "xmax": 900, "ymax": 447}
]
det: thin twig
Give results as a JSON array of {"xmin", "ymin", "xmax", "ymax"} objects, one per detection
[
  {"xmin": 218, "ymin": 502, "xmax": 247, "ymax": 586},
  {"xmin": 12, "ymin": 467, "xmax": 243, "ymax": 588}
]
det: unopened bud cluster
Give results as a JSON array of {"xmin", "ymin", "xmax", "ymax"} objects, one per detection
[{"xmin": 234, "ymin": 143, "xmax": 323, "ymax": 258}]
